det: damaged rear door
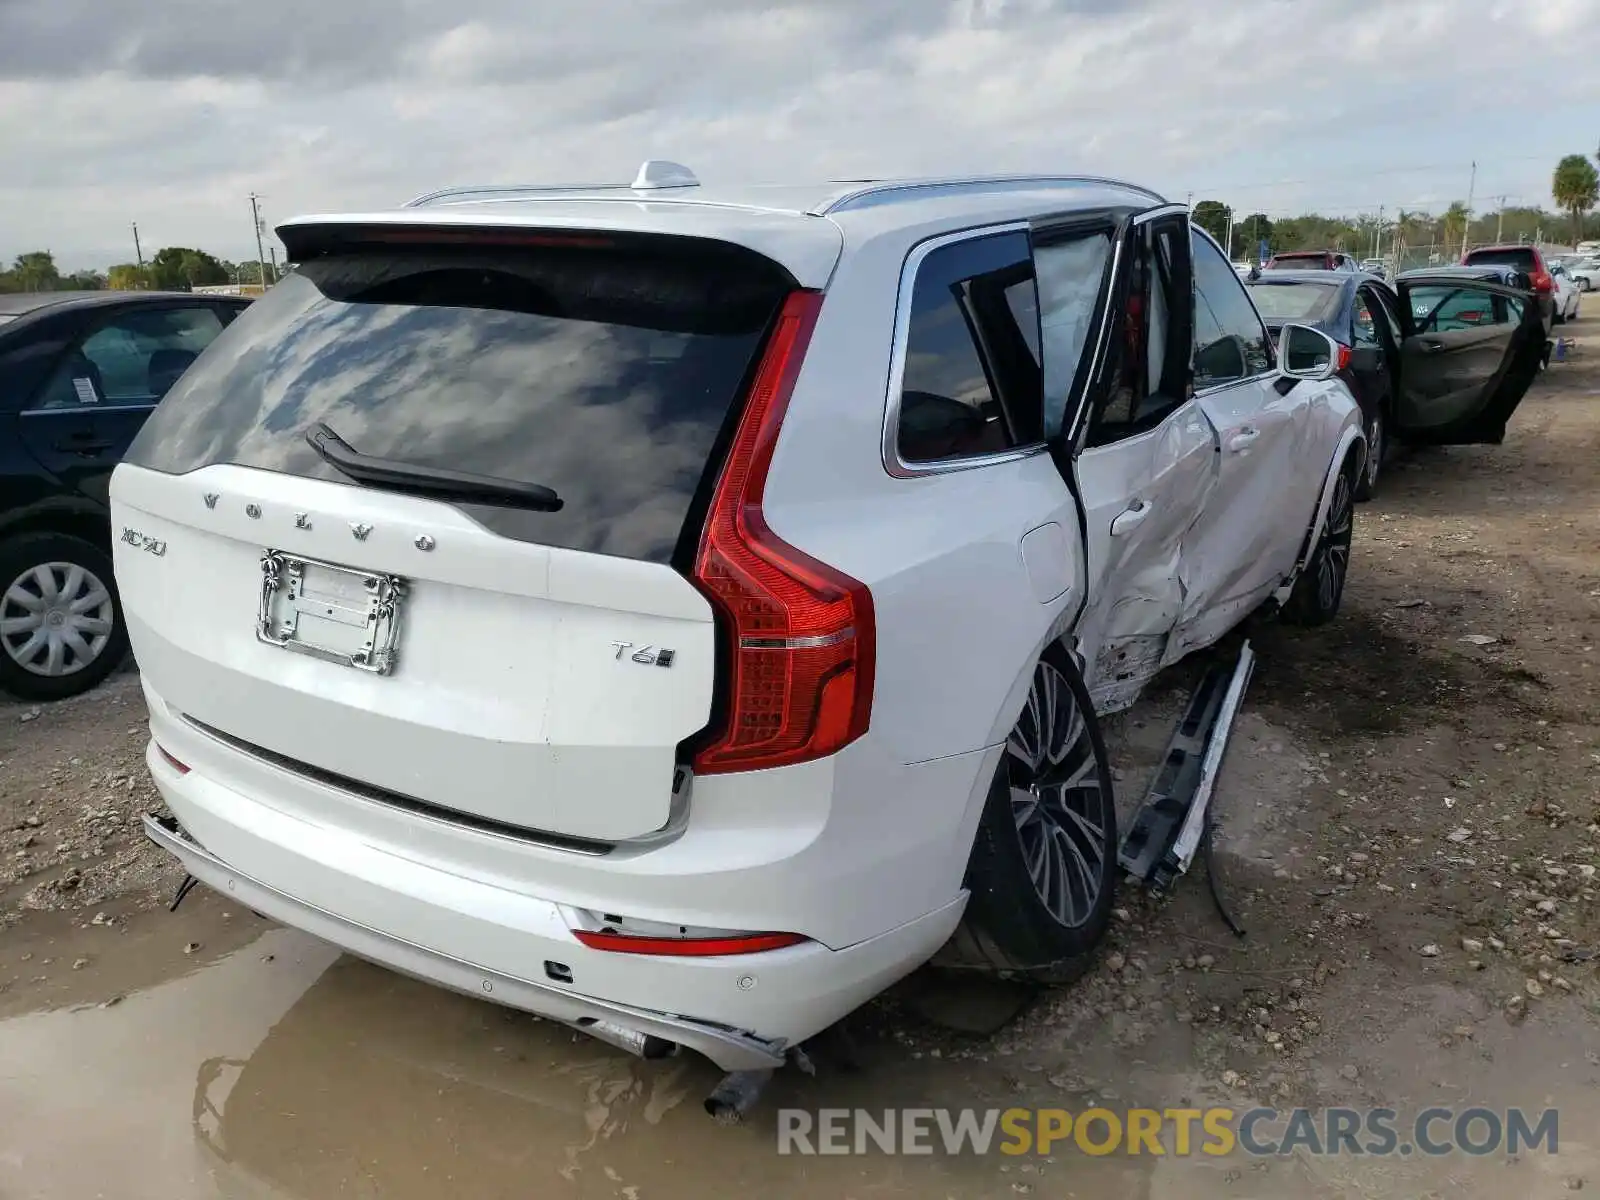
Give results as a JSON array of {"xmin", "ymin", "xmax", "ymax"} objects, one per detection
[
  {"xmin": 1395, "ymin": 274, "xmax": 1544, "ymax": 444},
  {"xmin": 1045, "ymin": 204, "xmax": 1216, "ymax": 712}
]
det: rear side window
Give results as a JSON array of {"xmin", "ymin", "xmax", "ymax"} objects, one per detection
[
  {"xmin": 126, "ymin": 240, "xmax": 792, "ymax": 564},
  {"xmin": 32, "ymin": 306, "xmax": 223, "ymax": 410},
  {"xmin": 895, "ymin": 231, "xmax": 1042, "ymax": 465}
]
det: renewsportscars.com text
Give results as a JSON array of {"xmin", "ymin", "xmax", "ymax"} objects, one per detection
[{"xmin": 776, "ymin": 1106, "xmax": 1559, "ymax": 1158}]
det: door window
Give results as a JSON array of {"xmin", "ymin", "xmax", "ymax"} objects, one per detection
[
  {"xmin": 1081, "ymin": 214, "xmax": 1192, "ymax": 447},
  {"xmin": 895, "ymin": 231, "xmax": 1044, "ymax": 464},
  {"xmin": 1409, "ymin": 287, "xmax": 1509, "ymax": 333},
  {"xmin": 1034, "ymin": 228, "xmax": 1114, "ymax": 438},
  {"xmin": 1191, "ymin": 232, "xmax": 1274, "ymax": 389},
  {"xmin": 29, "ymin": 306, "xmax": 224, "ymax": 410},
  {"xmin": 1353, "ymin": 289, "xmax": 1379, "ymax": 347}
]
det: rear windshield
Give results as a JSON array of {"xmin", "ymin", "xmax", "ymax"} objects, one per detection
[
  {"xmin": 1464, "ymin": 248, "xmax": 1536, "ymax": 269},
  {"xmin": 1244, "ymin": 281, "xmax": 1343, "ymax": 322},
  {"xmin": 126, "ymin": 239, "xmax": 791, "ymax": 564},
  {"xmin": 1265, "ymin": 254, "xmax": 1329, "ymax": 270}
]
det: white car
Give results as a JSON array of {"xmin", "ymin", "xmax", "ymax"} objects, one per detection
[
  {"xmin": 107, "ymin": 166, "xmax": 1533, "ymax": 1107},
  {"xmin": 1566, "ymin": 256, "xmax": 1600, "ymax": 293},
  {"xmin": 1551, "ymin": 262, "xmax": 1583, "ymax": 322}
]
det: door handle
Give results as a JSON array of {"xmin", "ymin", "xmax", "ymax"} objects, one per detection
[
  {"xmin": 1419, "ymin": 339, "xmax": 1444, "ymax": 354},
  {"xmin": 1109, "ymin": 500, "xmax": 1153, "ymax": 537},
  {"xmin": 1226, "ymin": 427, "xmax": 1260, "ymax": 453},
  {"xmin": 54, "ymin": 438, "xmax": 114, "ymax": 454}
]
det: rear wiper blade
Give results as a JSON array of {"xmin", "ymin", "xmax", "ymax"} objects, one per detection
[{"xmin": 305, "ymin": 423, "xmax": 563, "ymax": 512}]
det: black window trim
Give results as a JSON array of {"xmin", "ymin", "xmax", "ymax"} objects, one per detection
[
  {"xmin": 881, "ymin": 221, "xmax": 1052, "ymax": 479},
  {"xmin": 17, "ymin": 299, "xmax": 227, "ymax": 417},
  {"xmin": 1190, "ymin": 226, "xmax": 1276, "ymax": 397}
]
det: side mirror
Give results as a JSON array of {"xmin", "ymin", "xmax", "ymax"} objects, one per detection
[{"xmin": 1277, "ymin": 323, "xmax": 1341, "ymax": 381}]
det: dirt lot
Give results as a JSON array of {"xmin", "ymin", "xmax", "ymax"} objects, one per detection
[{"xmin": 1, "ymin": 316, "xmax": 1596, "ymax": 1198}]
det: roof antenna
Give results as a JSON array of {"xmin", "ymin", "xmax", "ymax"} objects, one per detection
[{"xmin": 631, "ymin": 160, "xmax": 700, "ymax": 191}]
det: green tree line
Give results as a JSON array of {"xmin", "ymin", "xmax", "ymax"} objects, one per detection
[
  {"xmin": 1193, "ymin": 150, "xmax": 1600, "ymax": 262},
  {"xmin": 0, "ymin": 247, "xmax": 280, "ymax": 294}
]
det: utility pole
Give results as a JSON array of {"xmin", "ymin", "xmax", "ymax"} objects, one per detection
[
  {"xmin": 1374, "ymin": 206, "xmax": 1384, "ymax": 260},
  {"xmin": 131, "ymin": 222, "xmax": 144, "ymax": 268},
  {"xmin": 1225, "ymin": 210, "xmax": 1235, "ymax": 260},
  {"xmin": 249, "ymin": 193, "xmax": 268, "ymax": 288},
  {"xmin": 1462, "ymin": 161, "xmax": 1477, "ymax": 259},
  {"xmin": 1495, "ymin": 195, "xmax": 1508, "ymax": 244}
]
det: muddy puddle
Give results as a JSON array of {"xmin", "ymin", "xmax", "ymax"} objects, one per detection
[
  {"xmin": 6, "ymin": 910, "xmax": 1593, "ymax": 1198},
  {"xmin": 0, "ymin": 914, "xmax": 1334, "ymax": 1200}
]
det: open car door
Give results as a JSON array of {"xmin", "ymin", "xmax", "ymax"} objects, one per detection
[{"xmin": 1394, "ymin": 273, "xmax": 1544, "ymax": 445}]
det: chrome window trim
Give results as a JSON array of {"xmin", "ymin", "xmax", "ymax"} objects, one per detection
[
  {"xmin": 881, "ymin": 221, "xmax": 1052, "ymax": 479},
  {"xmin": 19, "ymin": 402, "xmax": 157, "ymax": 417}
]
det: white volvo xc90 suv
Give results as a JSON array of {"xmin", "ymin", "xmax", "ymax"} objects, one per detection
[{"xmin": 112, "ymin": 165, "xmax": 1403, "ymax": 1092}]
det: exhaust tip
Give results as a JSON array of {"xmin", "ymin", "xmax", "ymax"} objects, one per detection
[{"xmin": 704, "ymin": 1069, "xmax": 774, "ymax": 1124}]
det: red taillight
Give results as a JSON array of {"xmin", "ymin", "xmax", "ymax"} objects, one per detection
[
  {"xmin": 689, "ymin": 290, "xmax": 875, "ymax": 775},
  {"xmin": 155, "ymin": 744, "xmax": 190, "ymax": 775},
  {"xmin": 1335, "ymin": 342, "xmax": 1353, "ymax": 373},
  {"xmin": 572, "ymin": 929, "xmax": 808, "ymax": 956},
  {"xmin": 1531, "ymin": 270, "xmax": 1553, "ymax": 293}
]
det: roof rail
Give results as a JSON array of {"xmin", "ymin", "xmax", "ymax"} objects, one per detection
[
  {"xmin": 402, "ymin": 182, "xmax": 627, "ymax": 209},
  {"xmin": 403, "ymin": 162, "xmax": 700, "ymax": 209},
  {"xmin": 811, "ymin": 174, "xmax": 1166, "ymax": 216}
]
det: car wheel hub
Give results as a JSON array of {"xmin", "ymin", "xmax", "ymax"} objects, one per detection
[
  {"xmin": 1005, "ymin": 660, "xmax": 1111, "ymax": 929},
  {"xmin": 1, "ymin": 562, "xmax": 116, "ymax": 678}
]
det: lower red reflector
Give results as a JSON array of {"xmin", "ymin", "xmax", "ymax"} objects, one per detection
[
  {"xmin": 572, "ymin": 930, "xmax": 808, "ymax": 957},
  {"xmin": 155, "ymin": 744, "xmax": 190, "ymax": 775}
]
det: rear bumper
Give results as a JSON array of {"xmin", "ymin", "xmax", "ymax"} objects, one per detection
[
  {"xmin": 141, "ymin": 733, "xmax": 968, "ymax": 1070},
  {"xmin": 143, "ymin": 814, "xmax": 786, "ymax": 1071}
]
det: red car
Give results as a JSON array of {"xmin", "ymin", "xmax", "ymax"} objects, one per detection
[{"xmin": 1460, "ymin": 245, "xmax": 1555, "ymax": 332}]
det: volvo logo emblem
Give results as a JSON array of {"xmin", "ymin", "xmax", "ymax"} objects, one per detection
[
  {"xmin": 294, "ymin": 512, "xmax": 312, "ymax": 530},
  {"xmin": 350, "ymin": 522, "xmax": 373, "ymax": 541},
  {"xmin": 203, "ymin": 493, "xmax": 219, "ymax": 509},
  {"xmin": 414, "ymin": 534, "xmax": 435, "ymax": 552},
  {"xmin": 245, "ymin": 504, "xmax": 262, "ymax": 519}
]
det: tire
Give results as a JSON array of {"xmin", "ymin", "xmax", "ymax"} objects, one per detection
[
  {"xmin": 0, "ymin": 532, "xmax": 128, "ymax": 702},
  {"xmin": 1283, "ymin": 457, "xmax": 1356, "ymax": 627},
  {"xmin": 1353, "ymin": 404, "xmax": 1385, "ymax": 502},
  {"xmin": 944, "ymin": 643, "xmax": 1118, "ymax": 983}
]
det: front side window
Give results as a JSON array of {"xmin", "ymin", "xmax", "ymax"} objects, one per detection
[
  {"xmin": 30, "ymin": 306, "xmax": 224, "ymax": 410},
  {"xmin": 1192, "ymin": 232, "xmax": 1274, "ymax": 388},
  {"xmin": 897, "ymin": 231, "xmax": 1042, "ymax": 464}
]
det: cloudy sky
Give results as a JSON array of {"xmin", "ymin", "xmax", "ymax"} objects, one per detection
[{"xmin": 3, "ymin": 0, "xmax": 1597, "ymax": 271}]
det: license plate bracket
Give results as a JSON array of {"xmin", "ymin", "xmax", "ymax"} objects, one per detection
[{"xmin": 257, "ymin": 550, "xmax": 407, "ymax": 675}]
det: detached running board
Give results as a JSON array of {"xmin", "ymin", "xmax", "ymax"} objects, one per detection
[{"xmin": 1117, "ymin": 640, "xmax": 1255, "ymax": 891}]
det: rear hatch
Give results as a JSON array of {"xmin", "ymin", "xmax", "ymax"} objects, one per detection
[{"xmin": 112, "ymin": 227, "xmax": 798, "ymax": 843}]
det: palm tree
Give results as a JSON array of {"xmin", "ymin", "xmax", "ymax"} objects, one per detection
[
  {"xmin": 1440, "ymin": 202, "xmax": 1470, "ymax": 257},
  {"xmin": 1552, "ymin": 154, "xmax": 1599, "ymax": 244}
]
